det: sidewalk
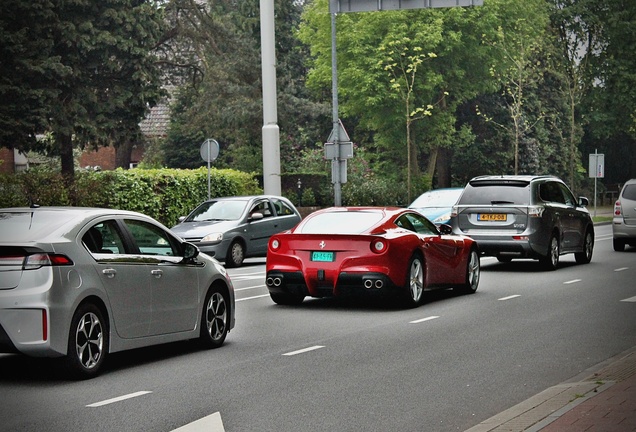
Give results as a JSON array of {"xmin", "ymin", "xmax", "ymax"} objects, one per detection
[{"xmin": 465, "ymin": 347, "xmax": 636, "ymax": 432}]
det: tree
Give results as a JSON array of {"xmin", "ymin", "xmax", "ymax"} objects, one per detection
[{"xmin": 0, "ymin": 0, "xmax": 165, "ymax": 181}]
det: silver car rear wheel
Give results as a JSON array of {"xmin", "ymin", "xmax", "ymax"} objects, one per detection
[
  {"xmin": 65, "ymin": 304, "xmax": 108, "ymax": 379},
  {"xmin": 200, "ymin": 288, "xmax": 229, "ymax": 348}
]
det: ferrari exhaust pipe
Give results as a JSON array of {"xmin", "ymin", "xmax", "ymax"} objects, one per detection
[
  {"xmin": 266, "ymin": 277, "xmax": 282, "ymax": 287},
  {"xmin": 364, "ymin": 279, "xmax": 373, "ymax": 289},
  {"xmin": 375, "ymin": 280, "xmax": 383, "ymax": 289}
]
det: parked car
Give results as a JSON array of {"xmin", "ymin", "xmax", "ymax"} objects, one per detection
[
  {"xmin": 613, "ymin": 178, "xmax": 636, "ymax": 251},
  {"xmin": 0, "ymin": 206, "xmax": 235, "ymax": 379},
  {"xmin": 171, "ymin": 195, "xmax": 302, "ymax": 267},
  {"xmin": 449, "ymin": 175, "xmax": 594, "ymax": 270},
  {"xmin": 265, "ymin": 207, "xmax": 480, "ymax": 307},
  {"xmin": 409, "ymin": 187, "xmax": 464, "ymax": 224}
]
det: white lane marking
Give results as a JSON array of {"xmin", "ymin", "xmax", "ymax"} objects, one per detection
[
  {"xmin": 235, "ymin": 285, "xmax": 266, "ymax": 291},
  {"xmin": 172, "ymin": 412, "xmax": 225, "ymax": 432},
  {"xmin": 615, "ymin": 267, "xmax": 629, "ymax": 272},
  {"xmin": 564, "ymin": 279, "xmax": 582, "ymax": 285},
  {"xmin": 410, "ymin": 316, "xmax": 440, "ymax": 324},
  {"xmin": 621, "ymin": 296, "xmax": 636, "ymax": 303},
  {"xmin": 283, "ymin": 346, "xmax": 325, "ymax": 356},
  {"xmin": 86, "ymin": 391, "xmax": 152, "ymax": 407},
  {"xmin": 232, "ymin": 275, "xmax": 265, "ymax": 281},
  {"xmin": 498, "ymin": 295, "xmax": 521, "ymax": 301},
  {"xmin": 236, "ymin": 294, "xmax": 270, "ymax": 302}
]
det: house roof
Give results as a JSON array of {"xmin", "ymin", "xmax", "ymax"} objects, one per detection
[{"xmin": 139, "ymin": 103, "xmax": 170, "ymax": 138}]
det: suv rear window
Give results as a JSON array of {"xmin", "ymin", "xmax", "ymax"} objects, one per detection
[{"xmin": 459, "ymin": 182, "xmax": 531, "ymax": 205}]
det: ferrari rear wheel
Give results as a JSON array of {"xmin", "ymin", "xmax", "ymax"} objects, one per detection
[
  {"xmin": 402, "ymin": 254, "xmax": 424, "ymax": 307},
  {"xmin": 457, "ymin": 249, "xmax": 480, "ymax": 294}
]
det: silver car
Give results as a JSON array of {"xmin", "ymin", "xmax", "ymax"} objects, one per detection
[
  {"xmin": 171, "ymin": 195, "xmax": 302, "ymax": 267},
  {"xmin": 613, "ymin": 178, "xmax": 636, "ymax": 251},
  {"xmin": 449, "ymin": 175, "xmax": 594, "ymax": 270},
  {"xmin": 0, "ymin": 207, "xmax": 235, "ymax": 379}
]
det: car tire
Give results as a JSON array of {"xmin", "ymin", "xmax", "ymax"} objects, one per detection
[
  {"xmin": 225, "ymin": 240, "xmax": 245, "ymax": 268},
  {"xmin": 270, "ymin": 292, "xmax": 305, "ymax": 305},
  {"xmin": 64, "ymin": 303, "xmax": 108, "ymax": 380},
  {"xmin": 541, "ymin": 234, "xmax": 560, "ymax": 271},
  {"xmin": 575, "ymin": 230, "xmax": 594, "ymax": 264},
  {"xmin": 613, "ymin": 238, "xmax": 626, "ymax": 252},
  {"xmin": 402, "ymin": 254, "xmax": 424, "ymax": 307},
  {"xmin": 200, "ymin": 286, "xmax": 230, "ymax": 349},
  {"xmin": 457, "ymin": 249, "xmax": 480, "ymax": 294}
]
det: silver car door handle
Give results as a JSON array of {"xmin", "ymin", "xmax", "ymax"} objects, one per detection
[
  {"xmin": 102, "ymin": 268, "xmax": 116, "ymax": 279},
  {"xmin": 151, "ymin": 269, "xmax": 163, "ymax": 278}
]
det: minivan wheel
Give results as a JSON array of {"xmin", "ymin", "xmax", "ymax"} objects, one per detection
[
  {"xmin": 541, "ymin": 235, "xmax": 560, "ymax": 271},
  {"xmin": 613, "ymin": 238, "xmax": 626, "ymax": 252},
  {"xmin": 575, "ymin": 230, "xmax": 594, "ymax": 264}
]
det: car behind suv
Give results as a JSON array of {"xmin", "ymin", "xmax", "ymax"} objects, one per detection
[
  {"xmin": 612, "ymin": 178, "xmax": 636, "ymax": 251},
  {"xmin": 449, "ymin": 175, "xmax": 594, "ymax": 270}
]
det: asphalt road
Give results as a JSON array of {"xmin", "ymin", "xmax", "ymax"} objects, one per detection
[{"xmin": 1, "ymin": 224, "xmax": 635, "ymax": 432}]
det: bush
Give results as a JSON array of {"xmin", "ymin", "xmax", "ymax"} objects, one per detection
[{"xmin": 0, "ymin": 167, "xmax": 261, "ymax": 226}]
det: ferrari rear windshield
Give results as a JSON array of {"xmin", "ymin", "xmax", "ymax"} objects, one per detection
[{"xmin": 299, "ymin": 211, "xmax": 384, "ymax": 234}]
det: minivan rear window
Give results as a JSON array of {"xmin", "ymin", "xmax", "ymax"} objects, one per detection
[
  {"xmin": 459, "ymin": 184, "xmax": 531, "ymax": 205},
  {"xmin": 621, "ymin": 184, "xmax": 636, "ymax": 201}
]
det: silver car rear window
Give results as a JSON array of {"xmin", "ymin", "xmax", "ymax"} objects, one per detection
[
  {"xmin": 0, "ymin": 210, "xmax": 81, "ymax": 242},
  {"xmin": 299, "ymin": 211, "xmax": 384, "ymax": 234},
  {"xmin": 621, "ymin": 184, "xmax": 636, "ymax": 201}
]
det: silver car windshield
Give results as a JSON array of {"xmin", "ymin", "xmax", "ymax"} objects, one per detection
[
  {"xmin": 187, "ymin": 200, "xmax": 248, "ymax": 222},
  {"xmin": 299, "ymin": 211, "xmax": 384, "ymax": 234}
]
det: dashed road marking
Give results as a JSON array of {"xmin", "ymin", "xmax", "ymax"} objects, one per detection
[
  {"xmin": 498, "ymin": 295, "xmax": 521, "ymax": 301},
  {"xmin": 172, "ymin": 412, "xmax": 225, "ymax": 432},
  {"xmin": 564, "ymin": 279, "xmax": 582, "ymax": 284},
  {"xmin": 283, "ymin": 346, "xmax": 325, "ymax": 356},
  {"xmin": 621, "ymin": 296, "xmax": 636, "ymax": 303},
  {"xmin": 615, "ymin": 267, "xmax": 629, "ymax": 272},
  {"xmin": 86, "ymin": 391, "xmax": 152, "ymax": 407},
  {"xmin": 410, "ymin": 316, "xmax": 440, "ymax": 324}
]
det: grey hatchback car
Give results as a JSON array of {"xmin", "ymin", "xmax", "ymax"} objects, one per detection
[
  {"xmin": 0, "ymin": 207, "xmax": 235, "ymax": 379},
  {"xmin": 171, "ymin": 195, "xmax": 302, "ymax": 267},
  {"xmin": 449, "ymin": 175, "xmax": 594, "ymax": 270}
]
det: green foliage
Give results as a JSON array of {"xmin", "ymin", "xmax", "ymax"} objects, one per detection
[{"xmin": 0, "ymin": 167, "xmax": 261, "ymax": 227}]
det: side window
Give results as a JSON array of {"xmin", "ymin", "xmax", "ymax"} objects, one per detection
[
  {"xmin": 395, "ymin": 215, "xmax": 415, "ymax": 231},
  {"xmin": 250, "ymin": 200, "xmax": 273, "ymax": 218},
  {"xmin": 271, "ymin": 198, "xmax": 295, "ymax": 216},
  {"xmin": 558, "ymin": 183, "xmax": 576, "ymax": 206},
  {"xmin": 83, "ymin": 220, "xmax": 126, "ymax": 254},
  {"xmin": 540, "ymin": 182, "xmax": 565, "ymax": 204},
  {"xmin": 406, "ymin": 213, "xmax": 438, "ymax": 235},
  {"xmin": 124, "ymin": 219, "xmax": 180, "ymax": 257}
]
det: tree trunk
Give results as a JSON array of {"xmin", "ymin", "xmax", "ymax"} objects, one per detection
[
  {"xmin": 115, "ymin": 140, "xmax": 134, "ymax": 169},
  {"xmin": 59, "ymin": 133, "xmax": 75, "ymax": 181},
  {"xmin": 436, "ymin": 147, "xmax": 452, "ymax": 188}
]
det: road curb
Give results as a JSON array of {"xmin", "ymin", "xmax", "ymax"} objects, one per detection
[{"xmin": 465, "ymin": 346, "xmax": 636, "ymax": 432}]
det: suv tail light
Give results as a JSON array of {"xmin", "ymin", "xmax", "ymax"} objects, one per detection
[
  {"xmin": 614, "ymin": 200, "xmax": 622, "ymax": 217},
  {"xmin": 528, "ymin": 206, "xmax": 544, "ymax": 218}
]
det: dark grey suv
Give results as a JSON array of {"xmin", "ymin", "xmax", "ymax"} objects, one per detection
[{"xmin": 449, "ymin": 175, "xmax": 594, "ymax": 270}]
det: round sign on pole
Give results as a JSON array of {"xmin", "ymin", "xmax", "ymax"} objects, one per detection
[{"xmin": 200, "ymin": 139, "xmax": 220, "ymax": 162}]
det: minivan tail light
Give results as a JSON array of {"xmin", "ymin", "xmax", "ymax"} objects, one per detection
[
  {"xmin": 614, "ymin": 200, "xmax": 622, "ymax": 216},
  {"xmin": 451, "ymin": 205, "xmax": 458, "ymax": 218}
]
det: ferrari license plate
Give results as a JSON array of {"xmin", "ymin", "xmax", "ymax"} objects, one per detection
[
  {"xmin": 478, "ymin": 213, "xmax": 507, "ymax": 221},
  {"xmin": 311, "ymin": 251, "xmax": 335, "ymax": 262}
]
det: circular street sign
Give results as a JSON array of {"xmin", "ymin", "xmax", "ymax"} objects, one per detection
[{"xmin": 200, "ymin": 139, "xmax": 220, "ymax": 162}]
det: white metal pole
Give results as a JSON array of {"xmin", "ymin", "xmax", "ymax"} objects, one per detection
[{"xmin": 260, "ymin": 0, "xmax": 281, "ymax": 195}]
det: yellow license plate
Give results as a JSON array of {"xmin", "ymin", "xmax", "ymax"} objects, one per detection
[{"xmin": 478, "ymin": 213, "xmax": 507, "ymax": 221}]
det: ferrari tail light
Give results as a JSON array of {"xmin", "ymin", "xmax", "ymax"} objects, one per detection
[
  {"xmin": 270, "ymin": 238, "xmax": 281, "ymax": 251},
  {"xmin": 371, "ymin": 240, "xmax": 387, "ymax": 254},
  {"xmin": 614, "ymin": 200, "xmax": 622, "ymax": 217}
]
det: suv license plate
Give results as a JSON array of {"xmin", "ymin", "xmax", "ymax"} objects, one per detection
[
  {"xmin": 311, "ymin": 251, "xmax": 335, "ymax": 262},
  {"xmin": 478, "ymin": 213, "xmax": 507, "ymax": 221}
]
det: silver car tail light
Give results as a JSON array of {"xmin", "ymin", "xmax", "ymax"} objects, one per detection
[
  {"xmin": 23, "ymin": 253, "xmax": 73, "ymax": 270},
  {"xmin": 614, "ymin": 200, "xmax": 622, "ymax": 217}
]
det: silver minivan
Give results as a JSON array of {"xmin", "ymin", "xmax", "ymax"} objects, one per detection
[
  {"xmin": 449, "ymin": 175, "xmax": 594, "ymax": 270},
  {"xmin": 613, "ymin": 179, "xmax": 636, "ymax": 251}
]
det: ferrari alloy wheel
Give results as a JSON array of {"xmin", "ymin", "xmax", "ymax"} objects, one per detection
[
  {"xmin": 225, "ymin": 240, "xmax": 245, "ymax": 268},
  {"xmin": 200, "ymin": 287, "xmax": 229, "ymax": 349},
  {"xmin": 403, "ymin": 255, "xmax": 424, "ymax": 307},
  {"xmin": 541, "ymin": 235, "xmax": 560, "ymax": 271},
  {"xmin": 65, "ymin": 303, "xmax": 108, "ymax": 379},
  {"xmin": 575, "ymin": 230, "xmax": 594, "ymax": 264},
  {"xmin": 458, "ymin": 249, "xmax": 480, "ymax": 294}
]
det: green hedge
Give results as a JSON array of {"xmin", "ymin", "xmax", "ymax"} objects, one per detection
[{"xmin": 0, "ymin": 167, "xmax": 261, "ymax": 227}]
